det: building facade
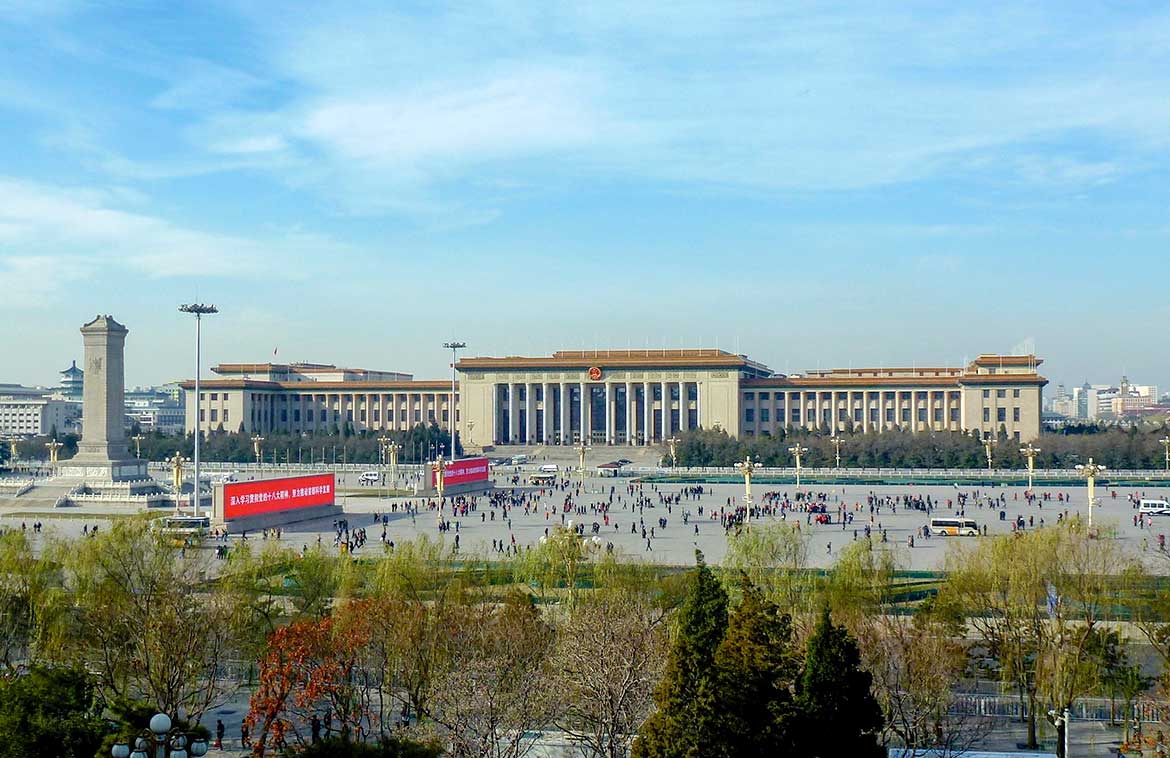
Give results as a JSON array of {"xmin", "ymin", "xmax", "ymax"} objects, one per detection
[
  {"xmin": 181, "ymin": 351, "xmax": 1046, "ymax": 444},
  {"xmin": 456, "ymin": 350, "xmax": 1046, "ymax": 445},
  {"xmin": 0, "ymin": 397, "xmax": 81, "ymax": 437},
  {"xmin": 183, "ymin": 363, "xmax": 457, "ymax": 436}
]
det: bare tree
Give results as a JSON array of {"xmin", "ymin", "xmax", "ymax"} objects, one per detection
[{"xmin": 553, "ymin": 592, "xmax": 668, "ymax": 758}]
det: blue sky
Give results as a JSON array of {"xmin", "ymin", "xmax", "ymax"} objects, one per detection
[{"xmin": 0, "ymin": 1, "xmax": 1167, "ymax": 392}]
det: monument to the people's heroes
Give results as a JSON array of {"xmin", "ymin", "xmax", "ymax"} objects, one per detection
[{"xmin": 58, "ymin": 315, "xmax": 148, "ymax": 482}]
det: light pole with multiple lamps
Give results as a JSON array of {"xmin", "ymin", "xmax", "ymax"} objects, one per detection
[
  {"xmin": 1020, "ymin": 442, "xmax": 1041, "ymax": 491},
  {"xmin": 788, "ymin": 442, "xmax": 808, "ymax": 489},
  {"xmin": 45, "ymin": 439, "xmax": 63, "ymax": 465},
  {"xmin": 179, "ymin": 303, "xmax": 217, "ymax": 518},
  {"xmin": 734, "ymin": 454, "xmax": 763, "ymax": 528},
  {"xmin": 251, "ymin": 435, "xmax": 265, "ymax": 466},
  {"xmin": 443, "ymin": 341, "xmax": 466, "ymax": 455},
  {"xmin": 575, "ymin": 442, "xmax": 591, "ymax": 487},
  {"xmin": 167, "ymin": 451, "xmax": 189, "ymax": 513},
  {"xmin": 1075, "ymin": 457, "xmax": 1107, "ymax": 529},
  {"xmin": 983, "ymin": 436, "xmax": 996, "ymax": 474},
  {"xmin": 1160, "ymin": 436, "xmax": 1170, "ymax": 472},
  {"xmin": 131, "ymin": 433, "xmax": 145, "ymax": 459},
  {"xmin": 831, "ymin": 435, "xmax": 843, "ymax": 469},
  {"xmin": 666, "ymin": 436, "xmax": 680, "ymax": 470},
  {"xmin": 111, "ymin": 712, "xmax": 208, "ymax": 758},
  {"xmin": 432, "ymin": 454, "xmax": 447, "ymax": 527}
]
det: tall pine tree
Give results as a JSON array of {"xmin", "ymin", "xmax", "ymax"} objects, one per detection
[
  {"xmin": 632, "ymin": 551, "xmax": 728, "ymax": 758},
  {"xmin": 708, "ymin": 577, "xmax": 801, "ymax": 757},
  {"xmin": 794, "ymin": 607, "xmax": 885, "ymax": 757}
]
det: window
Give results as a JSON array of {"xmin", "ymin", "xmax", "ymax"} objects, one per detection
[
  {"xmin": 373, "ymin": 409, "xmax": 380, "ymax": 422},
  {"xmin": 997, "ymin": 408, "xmax": 1006, "ymax": 422},
  {"xmin": 759, "ymin": 392, "xmax": 770, "ymax": 400},
  {"xmin": 211, "ymin": 393, "xmax": 218, "ymax": 401},
  {"xmin": 885, "ymin": 408, "xmax": 894, "ymax": 422},
  {"xmin": 745, "ymin": 408, "xmax": 755, "ymax": 422},
  {"xmin": 901, "ymin": 408, "xmax": 910, "ymax": 422},
  {"xmin": 996, "ymin": 389, "xmax": 1006, "ymax": 399},
  {"xmin": 224, "ymin": 410, "xmax": 230, "ymax": 423},
  {"xmin": 760, "ymin": 408, "xmax": 770, "ymax": 423},
  {"xmin": 792, "ymin": 408, "xmax": 801, "ymax": 422},
  {"xmin": 1013, "ymin": 407, "xmax": 1021, "ymax": 422},
  {"xmin": 294, "ymin": 409, "xmax": 301, "ymax": 422},
  {"xmin": 982, "ymin": 389, "xmax": 990, "ymax": 398},
  {"xmin": 983, "ymin": 408, "xmax": 990, "ymax": 423},
  {"xmin": 950, "ymin": 408, "xmax": 960, "ymax": 422},
  {"xmin": 199, "ymin": 409, "xmax": 205, "ymax": 422},
  {"xmin": 210, "ymin": 409, "xmax": 218, "ymax": 422},
  {"xmin": 346, "ymin": 410, "xmax": 354, "ymax": 422},
  {"xmin": 1013, "ymin": 389, "xmax": 1021, "ymax": 398}
]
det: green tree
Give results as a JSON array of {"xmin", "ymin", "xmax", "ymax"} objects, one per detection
[
  {"xmin": 632, "ymin": 551, "xmax": 729, "ymax": 758},
  {"xmin": 0, "ymin": 665, "xmax": 107, "ymax": 758},
  {"xmin": 793, "ymin": 607, "xmax": 884, "ymax": 758},
  {"xmin": 708, "ymin": 578, "xmax": 800, "ymax": 757}
]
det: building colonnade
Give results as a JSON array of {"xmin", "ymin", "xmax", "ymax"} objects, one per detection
[
  {"xmin": 491, "ymin": 380, "xmax": 702, "ymax": 445},
  {"xmin": 741, "ymin": 388, "xmax": 965, "ymax": 435}
]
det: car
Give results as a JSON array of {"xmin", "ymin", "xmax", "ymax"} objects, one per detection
[
  {"xmin": 538, "ymin": 463, "xmax": 558, "ymax": 473},
  {"xmin": 616, "ymin": 459, "xmax": 633, "ymax": 466},
  {"xmin": 358, "ymin": 471, "xmax": 380, "ymax": 484}
]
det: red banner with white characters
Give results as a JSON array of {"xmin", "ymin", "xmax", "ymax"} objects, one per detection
[
  {"xmin": 223, "ymin": 473, "xmax": 335, "ymax": 519},
  {"xmin": 432, "ymin": 457, "xmax": 490, "ymax": 488}
]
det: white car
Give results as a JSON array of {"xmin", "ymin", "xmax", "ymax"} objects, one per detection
[{"xmin": 358, "ymin": 471, "xmax": 380, "ymax": 484}]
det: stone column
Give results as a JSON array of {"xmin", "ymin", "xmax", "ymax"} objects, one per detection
[
  {"xmin": 542, "ymin": 382, "xmax": 551, "ymax": 443},
  {"xmin": 525, "ymin": 383, "xmax": 536, "ymax": 443},
  {"xmin": 604, "ymin": 382, "xmax": 613, "ymax": 444},
  {"xmin": 679, "ymin": 382, "xmax": 689, "ymax": 433},
  {"xmin": 507, "ymin": 385, "xmax": 518, "ymax": 443},
  {"xmin": 659, "ymin": 381, "xmax": 669, "ymax": 439}
]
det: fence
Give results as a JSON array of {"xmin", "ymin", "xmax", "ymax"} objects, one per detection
[{"xmin": 949, "ymin": 693, "xmax": 1166, "ymax": 723}]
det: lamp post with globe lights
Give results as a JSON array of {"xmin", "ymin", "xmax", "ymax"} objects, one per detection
[
  {"xmin": 111, "ymin": 712, "xmax": 208, "ymax": 758},
  {"xmin": 788, "ymin": 442, "xmax": 808, "ymax": 489},
  {"xmin": 665, "ymin": 436, "xmax": 680, "ymax": 470},
  {"xmin": 734, "ymin": 454, "xmax": 763, "ymax": 528},
  {"xmin": 575, "ymin": 442, "xmax": 591, "ymax": 487},
  {"xmin": 1160, "ymin": 436, "xmax": 1170, "ymax": 472},
  {"xmin": 1020, "ymin": 443, "xmax": 1041, "ymax": 491},
  {"xmin": 983, "ymin": 436, "xmax": 996, "ymax": 474},
  {"xmin": 831, "ymin": 435, "xmax": 843, "ymax": 469},
  {"xmin": 1075, "ymin": 457, "xmax": 1107, "ymax": 529}
]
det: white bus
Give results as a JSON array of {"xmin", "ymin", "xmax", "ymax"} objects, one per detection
[
  {"xmin": 155, "ymin": 515, "xmax": 210, "ymax": 542},
  {"xmin": 1139, "ymin": 499, "xmax": 1170, "ymax": 516},
  {"xmin": 928, "ymin": 517, "xmax": 979, "ymax": 537}
]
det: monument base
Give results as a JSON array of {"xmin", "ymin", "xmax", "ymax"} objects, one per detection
[{"xmin": 59, "ymin": 458, "xmax": 149, "ymax": 482}]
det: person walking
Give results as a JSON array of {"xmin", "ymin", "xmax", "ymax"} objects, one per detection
[{"xmin": 215, "ymin": 719, "xmax": 224, "ymax": 750}]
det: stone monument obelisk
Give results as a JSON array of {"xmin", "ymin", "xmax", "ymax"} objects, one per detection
[{"xmin": 60, "ymin": 315, "xmax": 147, "ymax": 482}]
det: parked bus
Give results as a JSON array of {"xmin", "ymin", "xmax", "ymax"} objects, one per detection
[
  {"xmin": 528, "ymin": 472, "xmax": 556, "ymax": 486},
  {"xmin": 928, "ymin": 517, "xmax": 979, "ymax": 536},
  {"xmin": 155, "ymin": 515, "xmax": 210, "ymax": 543}
]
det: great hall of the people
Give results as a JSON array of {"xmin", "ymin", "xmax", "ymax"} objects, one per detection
[{"xmin": 184, "ymin": 350, "xmax": 1047, "ymax": 446}]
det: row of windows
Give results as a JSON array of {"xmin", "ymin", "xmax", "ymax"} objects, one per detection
[
  {"xmin": 747, "ymin": 407, "xmax": 963, "ymax": 424},
  {"xmin": 984, "ymin": 407, "xmax": 1023, "ymax": 423},
  {"xmin": 983, "ymin": 389, "xmax": 1022, "ymax": 399}
]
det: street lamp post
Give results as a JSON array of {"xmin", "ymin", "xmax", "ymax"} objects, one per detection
[
  {"xmin": 1020, "ymin": 442, "xmax": 1041, "ymax": 491},
  {"xmin": 251, "ymin": 435, "xmax": 265, "ymax": 467},
  {"xmin": 1075, "ymin": 457, "xmax": 1107, "ymax": 529},
  {"xmin": 443, "ymin": 341, "xmax": 466, "ymax": 455},
  {"xmin": 575, "ymin": 442, "xmax": 592, "ymax": 487},
  {"xmin": 983, "ymin": 436, "xmax": 996, "ymax": 474},
  {"xmin": 734, "ymin": 454, "xmax": 763, "ymax": 528},
  {"xmin": 131, "ymin": 434, "xmax": 145, "ymax": 460},
  {"xmin": 179, "ymin": 303, "xmax": 217, "ymax": 518},
  {"xmin": 1160, "ymin": 436, "xmax": 1170, "ymax": 472},
  {"xmin": 45, "ymin": 439, "xmax": 63, "ymax": 465},
  {"xmin": 432, "ymin": 454, "xmax": 447, "ymax": 525},
  {"xmin": 111, "ymin": 711, "xmax": 208, "ymax": 758},
  {"xmin": 831, "ymin": 435, "xmax": 843, "ymax": 470},
  {"xmin": 167, "ymin": 451, "xmax": 189, "ymax": 514},
  {"xmin": 788, "ymin": 442, "xmax": 808, "ymax": 489},
  {"xmin": 666, "ymin": 436, "xmax": 680, "ymax": 470}
]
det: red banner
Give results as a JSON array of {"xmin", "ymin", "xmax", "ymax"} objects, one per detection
[
  {"xmin": 433, "ymin": 457, "xmax": 490, "ymax": 488},
  {"xmin": 223, "ymin": 473, "xmax": 335, "ymax": 520}
]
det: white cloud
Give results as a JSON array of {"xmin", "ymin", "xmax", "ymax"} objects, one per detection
[{"xmin": 0, "ymin": 178, "xmax": 353, "ymax": 307}]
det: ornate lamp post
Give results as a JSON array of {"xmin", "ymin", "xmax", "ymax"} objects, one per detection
[
  {"xmin": 111, "ymin": 711, "xmax": 208, "ymax": 758},
  {"xmin": 831, "ymin": 435, "xmax": 843, "ymax": 469},
  {"xmin": 179, "ymin": 303, "xmax": 217, "ymax": 519},
  {"xmin": 166, "ymin": 451, "xmax": 189, "ymax": 514},
  {"xmin": 251, "ymin": 435, "xmax": 265, "ymax": 467},
  {"xmin": 734, "ymin": 454, "xmax": 763, "ymax": 528},
  {"xmin": 1020, "ymin": 442, "xmax": 1041, "ymax": 491},
  {"xmin": 788, "ymin": 442, "xmax": 808, "ymax": 489},
  {"xmin": 7, "ymin": 439, "xmax": 18, "ymax": 464},
  {"xmin": 1160, "ymin": 436, "xmax": 1170, "ymax": 473},
  {"xmin": 1075, "ymin": 457, "xmax": 1107, "ymax": 529},
  {"xmin": 131, "ymin": 434, "xmax": 145, "ymax": 459},
  {"xmin": 665, "ymin": 435, "xmax": 680, "ymax": 470},
  {"xmin": 983, "ymin": 436, "xmax": 996, "ymax": 474},
  {"xmin": 575, "ymin": 442, "xmax": 591, "ymax": 487},
  {"xmin": 45, "ymin": 439, "xmax": 63, "ymax": 465},
  {"xmin": 432, "ymin": 453, "xmax": 447, "ymax": 503}
]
